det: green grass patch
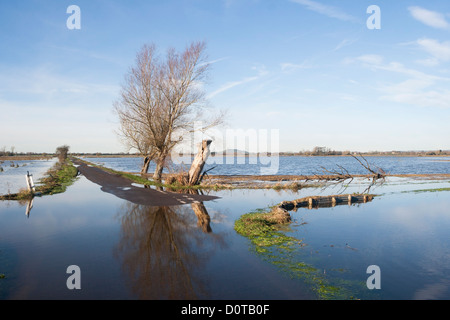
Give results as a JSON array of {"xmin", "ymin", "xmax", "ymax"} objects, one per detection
[
  {"xmin": 234, "ymin": 208, "xmax": 300, "ymax": 253},
  {"xmin": 401, "ymin": 187, "xmax": 450, "ymax": 194},
  {"xmin": 36, "ymin": 159, "xmax": 79, "ymax": 196},
  {"xmin": 234, "ymin": 207, "xmax": 363, "ymax": 300}
]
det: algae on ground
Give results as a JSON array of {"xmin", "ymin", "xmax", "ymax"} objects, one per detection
[
  {"xmin": 234, "ymin": 206, "xmax": 364, "ymax": 300},
  {"xmin": 234, "ymin": 208, "xmax": 301, "ymax": 253}
]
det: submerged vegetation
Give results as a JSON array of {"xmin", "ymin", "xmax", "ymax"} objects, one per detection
[
  {"xmin": 401, "ymin": 187, "xmax": 450, "ymax": 194},
  {"xmin": 234, "ymin": 207, "xmax": 300, "ymax": 252},
  {"xmin": 234, "ymin": 206, "xmax": 365, "ymax": 300}
]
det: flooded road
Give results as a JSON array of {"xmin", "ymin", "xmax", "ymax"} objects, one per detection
[{"xmin": 1, "ymin": 167, "xmax": 450, "ymax": 299}]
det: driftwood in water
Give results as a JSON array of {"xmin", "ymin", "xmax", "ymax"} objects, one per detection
[
  {"xmin": 188, "ymin": 140, "xmax": 212, "ymax": 186},
  {"xmin": 279, "ymin": 194, "xmax": 374, "ymax": 211}
]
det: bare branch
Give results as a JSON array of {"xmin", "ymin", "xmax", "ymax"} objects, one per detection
[{"xmin": 113, "ymin": 41, "xmax": 225, "ymax": 181}]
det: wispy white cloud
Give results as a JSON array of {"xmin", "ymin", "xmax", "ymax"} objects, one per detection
[
  {"xmin": 200, "ymin": 56, "xmax": 231, "ymax": 67},
  {"xmin": 0, "ymin": 63, "xmax": 119, "ymax": 129},
  {"xmin": 348, "ymin": 54, "xmax": 448, "ymax": 80},
  {"xmin": 332, "ymin": 38, "xmax": 358, "ymax": 52},
  {"xmin": 207, "ymin": 76, "xmax": 259, "ymax": 98},
  {"xmin": 207, "ymin": 64, "xmax": 268, "ymax": 98},
  {"xmin": 416, "ymin": 38, "xmax": 450, "ymax": 64},
  {"xmin": 290, "ymin": 0, "xmax": 357, "ymax": 22},
  {"xmin": 280, "ymin": 62, "xmax": 310, "ymax": 72},
  {"xmin": 354, "ymin": 54, "xmax": 384, "ymax": 65},
  {"xmin": 350, "ymin": 54, "xmax": 450, "ymax": 108},
  {"xmin": 408, "ymin": 6, "xmax": 450, "ymax": 29},
  {"xmin": 381, "ymin": 78, "xmax": 450, "ymax": 109}
]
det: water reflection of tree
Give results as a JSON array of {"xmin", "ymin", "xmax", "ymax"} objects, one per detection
[{"xmin": 114, "ymin": 202, "xmax": 225, "ymax": 299}]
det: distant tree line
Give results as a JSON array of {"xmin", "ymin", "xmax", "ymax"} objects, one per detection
[
  {"xmin": 0, "ymin": 145, "xmax": 72, "ymax": 160},
  {"xmin": 0, "ymin": 146, "xmax": 16, "ymax": 156},
  {"xmin": 282, "ymin": 147, "xmax": 450, "ymax": 156}
]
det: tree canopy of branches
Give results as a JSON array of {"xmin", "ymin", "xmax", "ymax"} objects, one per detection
[
  {"xmin": 114, "ymin": 41, "xmax": 223, "ymax": 181},
  {"xmin": 56, "ymin": 145, "xmax": 70, "ymax": 163}
]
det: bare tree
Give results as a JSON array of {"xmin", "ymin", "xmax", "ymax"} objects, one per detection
[
  {"xmin": 114, "ymin": 41, "xmax": 224, "ymax": 181},
  {"xmin": 56, "ymin": 145, "xmax": 70, "ymax": 163}
]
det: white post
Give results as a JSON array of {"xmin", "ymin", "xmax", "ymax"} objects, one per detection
[{"xmin": 26, "ymin": 171, "xmax": 36, "ymax": 194}]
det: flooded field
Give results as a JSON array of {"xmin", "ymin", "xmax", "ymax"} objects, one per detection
[
  {"xmin": 83, "ymin": 155, "xmax": 450, "ymax": 176},
  {"xmin": 1, "ymin": 158, "xmax": 450, "ymax": 299},
  {"xmin": 0, "ymin": 158, "xmax": 57, "ymax": 195}
]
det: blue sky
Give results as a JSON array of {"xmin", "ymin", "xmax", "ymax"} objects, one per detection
[{"xmin": 1, "ymin": 0, "xmax": 449, "ymax": 153}]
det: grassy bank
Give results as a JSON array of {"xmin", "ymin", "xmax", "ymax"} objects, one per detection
[
  {"xmin": 0, "ymin": 158, "xmax": 79, "ymax": 201},
  {"xmin": 37, "ymin": 158, "xmax": 79, "ymax": 196}
]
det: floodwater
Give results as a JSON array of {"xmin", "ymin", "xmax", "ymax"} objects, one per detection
[
  {"xmin": 1, "ymin": 157, "xmax": 450, "ymax": 299},
  {"xmin": 84, "ymin": 155, "xmax": 450, "ymax": 176},
  {"xmin": 0, "ymin": 158, "xmax": 57, "ymax": 195}
]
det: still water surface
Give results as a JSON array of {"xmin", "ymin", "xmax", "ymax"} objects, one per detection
[
  {"xmin": 84, "ymin": 155, "xmax": 450, "ymax": 176},
  {"xmin": 1, "ymin": 159, "xmax": 450, "ymax": 299}
]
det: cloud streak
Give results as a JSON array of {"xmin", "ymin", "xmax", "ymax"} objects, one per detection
[
  {"xmin": 408, "ymin": 6, "xmax": 450, "ymax": 29},
  {"xmin": 207, "ymin": 64, "xmax": 268, "ymax": 98},
  {"xmin": 207, "ymin": 76, "xmax": 259, "ymax": 98},
  {"xmin": 416, "ymin": 38, "xmax": 450, "ymax": 65},
  {"xmin": 350, "ymin": 54, "xmax": 450, "ymax": 109},
  {"xmin": 290, "ymin": 0, "xmax": 357, "ymax": 22}
]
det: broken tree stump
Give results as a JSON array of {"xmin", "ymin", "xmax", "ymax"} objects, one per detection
[{"xmin": 188, "ymin": 140, "xmax": 212, "ymax": 186}]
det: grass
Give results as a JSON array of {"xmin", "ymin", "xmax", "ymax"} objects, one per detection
[
  {"xmin": 234, "ymin": 206, "xmax": 363, "ymax": 300},
  {"xmin": 234, "ymin": 207, "xmax": 300, "ymax": 253},
  {"xmin": 36, "ymin": 159, "xmax": 79, "ymax": 196},
  {"xmin": 401, "ymin": 187, "xmax": 450, "ymax": 194}
]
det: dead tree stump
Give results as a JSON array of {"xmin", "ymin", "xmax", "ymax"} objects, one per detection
[{"xmin": 188, "ymin": 140, "xmax": 212, "ymax": 186}]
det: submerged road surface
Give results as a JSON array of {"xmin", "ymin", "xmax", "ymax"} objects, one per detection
[{"xmin": 72, "ymin": 158, "xmax": 219, "ymax": 206}]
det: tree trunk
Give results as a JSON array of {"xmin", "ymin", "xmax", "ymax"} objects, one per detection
[
  {"xmin": 188, "ymin": 140, "xmax": 212, "ymax": 186},
  {"xmin": 153, "ymin": 154, "xmax": 165, "ymax": 182},
  {"xmin": 141, "ymin": 156, "xmax": 151, "ymax": 174}
]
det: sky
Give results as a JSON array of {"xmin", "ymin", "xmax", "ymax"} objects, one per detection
[{"xmin": 0, "ymin": 0, "xmax": 449, "ymax": 154}]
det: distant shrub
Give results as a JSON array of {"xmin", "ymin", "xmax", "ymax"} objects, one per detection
[{"xmin": 56, "ymin": 145, "xmax": 70, "ymax": 163}]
